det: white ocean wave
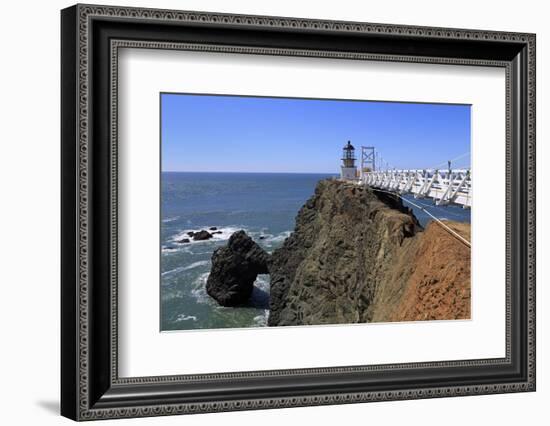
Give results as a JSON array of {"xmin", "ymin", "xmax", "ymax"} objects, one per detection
[
  {"xmin": 253, "ymin": 311, "xmax": 269, "ymax": 326},
  {"xmin": 161, "ymin": 244, "xmax": 197, "ymax": 255},
  {"xmin": 183, "ymin": 260, "xmax": 209, "ymax": 271},
  {"xmin": 190, "ymin": 272, "xmax": 211, "ymax": 304},
  {"xmin": 175, "ymin": 314, "xmax": 197, "ymax": 322},
  {"xmin": 161, "ymin": 246, "xmax": 181, "ymax": 254},
  {"xmin": 261, "ymin": 230, "xmax": 292, "ymax": 246},
  {"xmin": 254, "ymin": 274, "xmax": 270, "ymax": 292},
  {"xmin": 161, "ymin": 260, "xmax": 210, "ymax": 277},
  {"xmin": 270, "ymin": 230, "xmax": 292, "ymax": 243},
  {"xmin": 161, "ymin": 289, "xmax": 184, "ymax": 299},
  {"xmin": 169, "ymin": 226, "xmax": 245, "ymax": 245},
  {"xmin": 161, "ymin": 267, "xmax": 184, "ymax": 277},
  {"xmin": 256, "ymin": 232, "xmax": 273, "ymax": 241},
  {"xmin": 162, "ymin": 216, "xmax": 179, "ymax": 223}
]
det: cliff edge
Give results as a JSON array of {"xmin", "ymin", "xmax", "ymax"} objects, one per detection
[{"xmin": 268, "ymin": 179, "xmax": 470, "ymax": 326}]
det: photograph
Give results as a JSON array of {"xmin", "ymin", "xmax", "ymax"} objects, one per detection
[
  {"xmin": 160, "ymin": 93, "xmax": 472, "ymax": 331},
  {"xmin": 58, "ymin": 3, "xmax": 536, "ymax": 420}
]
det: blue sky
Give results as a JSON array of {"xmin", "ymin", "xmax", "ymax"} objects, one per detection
[{"xmin": 161, "ymin": 93, "xmax": 471, "ymax": 173}]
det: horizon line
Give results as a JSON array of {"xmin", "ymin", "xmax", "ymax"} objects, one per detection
[{"xmin": 162, "ymin": 170, "xmax": 339, "ymax": 175}]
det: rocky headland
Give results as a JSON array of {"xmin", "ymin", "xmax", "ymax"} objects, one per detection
[{"xmin": 206, "ymin": 179, "xmax": 471, "ymax": 325}]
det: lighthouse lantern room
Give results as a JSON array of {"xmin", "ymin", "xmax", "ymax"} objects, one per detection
[{"xmin": 340, "ymin": 140, "xmax": 358, "ymax": 180}]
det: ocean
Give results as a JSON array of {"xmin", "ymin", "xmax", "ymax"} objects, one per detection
[
  {"xmin": 160, "ymin": 172, "xmax": 471, "ymax": 331},
  {"xmin": 401, "ymin": 194, "xmax": 471, "ymax": 227}
]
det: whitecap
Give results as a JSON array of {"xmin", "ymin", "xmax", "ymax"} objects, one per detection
[
  {"xmin": 161, "ymin": 289, "xmax": 184, "ymax": 299},
  {"xmin": 262, "ymin": 230, "xmax": 292, "ymax": 246},
  {"xmin": 161, "ymin": 245, "xmax": 194, "ymax": 255},
  {"xmin": 190, "ymin": 272, "xmax": 211, "ymax": 304},
  {"xmin": 183, "ymin": 260, "xmax": 209, "ymax": 271},
  {"xmin": 161, "ymin": 246, "xmax": 179, "ymax": 254},
  {"xmin": 209, "ymin": 226, "xmax": 243, "ymax": 241},
  {"xmin": 162, "ymin": 216, "xmax": 179, "ymax": 223},
  {"xmin": 175, "ymin": 314, "xmax": 197, "ymax": 322},
  {"xmin": 271, "ymin": 230, "xmax": 292, "ymax": 242},
  {"xmin": 254, "ymin": 274, "xmax": 270, "ymax": 292},
  {"xmin": 162, "ymin": 267, "xmax": 185, "ymax": 277},
  {"xmin": 169, "ymin": 226, "xmax": 246, "ymax": 245},
  {"xmin": 256, "ymin": 233, "xmax": 274, "ymax": 242},
  {"xmin": 253, "ymin": 311, "xmax": 269, "ymax": 326},
  {"xmin": 161, "ymin": 260, "xmax": 210, "ymax": 277}
]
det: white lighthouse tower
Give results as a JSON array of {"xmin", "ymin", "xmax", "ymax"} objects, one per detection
[{"xmin": 340, "ymin": 141, "xmax": 358, "ymax": 180}]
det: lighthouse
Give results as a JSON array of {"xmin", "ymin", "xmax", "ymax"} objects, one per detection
[{"xmin": 340, "ymin": 141, "xmax": 358, "ymax": 180}]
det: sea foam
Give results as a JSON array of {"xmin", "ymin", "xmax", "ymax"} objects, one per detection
[
  {"xmin": 190, "ymin": 272, "xmax": 211, "ymax": 304},
  {"xmin": 169, "ymin": 226, "xmax": 244, "ymax": 245},
  {"xmin": 175, "ymin": 314, "xmax": 197, "ymax": 322},
  {"xmin": 261, "ymin": 230, "xmax": 292, "ymax": 247},
  {"xmin": 161, "ymin": 260, "xmax": 210, "ymax": 277},
  {"xmin": 162, "ymin": 216, "xmax": 180, "ymax": 223}
]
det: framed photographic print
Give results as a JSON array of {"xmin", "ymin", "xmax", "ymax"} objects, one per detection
[{"xmin": 61, "ymin": 4, "xmax": 536, "ymax": 421}]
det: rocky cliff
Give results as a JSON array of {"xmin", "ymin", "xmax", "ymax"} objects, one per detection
[{"xmin": 268, "ymin": 179, "xmax": 470, "ymax": 326}]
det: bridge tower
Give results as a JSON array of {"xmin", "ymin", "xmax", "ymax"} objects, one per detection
[
  {"xmin": 361, "ymin": 146, "xmax": 376, "ymax": 176},
  {"xmin": 340, "ymin": 141, "xmax": 358, "ymax": 180}
]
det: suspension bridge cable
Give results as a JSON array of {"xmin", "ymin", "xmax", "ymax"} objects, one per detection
[
  {"xmin": 371, "ymin": 188, "xmax": 471, "ymax": 248},
  {"xmin": 372, "ymin": 150, "xmax": 470, "ymax": 172},
  {"xmin": 407, "ymin": 197, "xmax": 466, "ymax": 220},
  {"xmin": 428, "ymin": 151, "xmax": 471, "ymax": 170}
]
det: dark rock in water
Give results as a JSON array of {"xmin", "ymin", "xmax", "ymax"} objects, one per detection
[
  {"xmin": 187, "ymin": 231, "xmax": 195, "ymax": 237},
  {"xmin": 212, "ymin": 231, "xmax": 222, "ymax": 235},
  {"xmin": 206, "ymin": 230, "xmax": 270, "ymax": 306},
  {"xmin": 259, "ymin": 235, "xmax": 266, "ymax": 240},
  {"xmin": 193, "ymin": 230, "xmax": 212, "ymax": 241},
  {"xmin": 178, "ymin": 238, "xmax": 190, "ymax": 244},
  {"xmin": 209, "ymin": 226, "xmax": 218, "ymax": 231}
]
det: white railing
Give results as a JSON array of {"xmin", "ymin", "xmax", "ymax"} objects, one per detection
[{"xmin": 361, "ymin": 169, "xmax": 472, "ymax": 208}]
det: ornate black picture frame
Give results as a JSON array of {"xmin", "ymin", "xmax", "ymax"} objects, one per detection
[{"xmin": 61, "ymin": 4, "xmax": 536, "ymax": 421}]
